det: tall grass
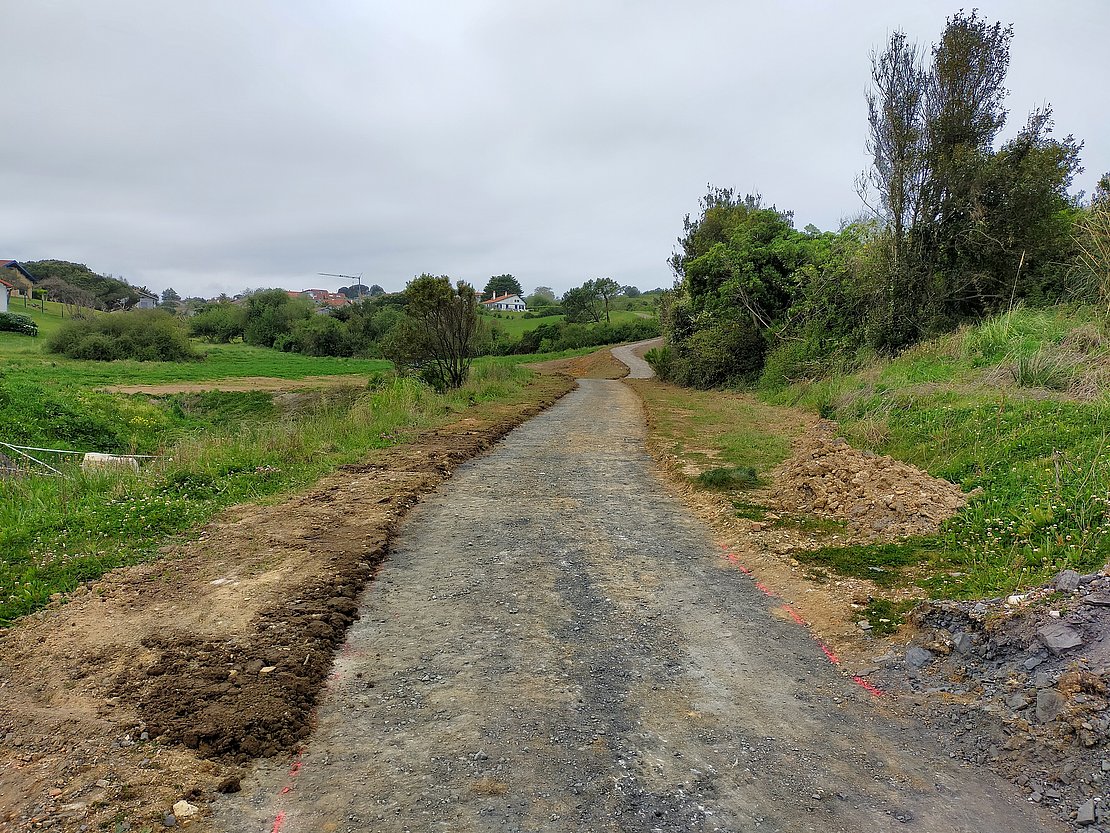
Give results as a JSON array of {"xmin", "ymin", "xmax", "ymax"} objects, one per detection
[
  {"xmin": 762, "ymin": 305, "xmax": 1110, "ymax": 598},
  {"xmin": 0, "ymin": 366, "xmax": 535, "ymax": 625}
]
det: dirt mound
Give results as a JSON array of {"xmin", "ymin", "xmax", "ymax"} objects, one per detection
[{"xmin": 770, "ymin": 420, "xmax": 968, "ymax": 539}]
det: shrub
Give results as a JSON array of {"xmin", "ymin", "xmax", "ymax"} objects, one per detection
[
  {"xmin": 1009, "ymin": 349, "xmax": 1074, "ymax": 390},
  {"xmin": 0, "ymin": 312, "xmax": 38, "ymax": 336},
  {"xmin": 46, "ymin": 310, "xmax": 202, "ymax": 362}
]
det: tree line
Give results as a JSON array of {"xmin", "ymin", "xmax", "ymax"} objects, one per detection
[{"xmin": 654, "ymin": 10, "xmax": 1106, "ymax": 389}]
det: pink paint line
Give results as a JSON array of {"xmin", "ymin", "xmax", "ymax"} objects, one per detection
[
  {"xmin": 271, "ymin": 810, "xmax": 286, "ymax": 833},
  {"xmin": 753, "ymin": 580, "xmax": 777, "ymax": 597},
  {"xmin": 781, "ymin": 604, "xmax": 807, "ymax": 626},
  {"xmin": 851, "ymin": 675, "xmax": 886, "ymax": 697},
  {"xmin": 819, "ymin": 643, "xmax": 841, "ymax": 665}
]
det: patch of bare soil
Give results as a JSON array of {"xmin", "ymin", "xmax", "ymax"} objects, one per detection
[
  {"xmin": 0, "ymin": 372, "xmax": 576, "ymax": 832},
  {"xmin": 525, "ymin": 347, "xmax": 630, "ymax": 379},
  {"xmin": 103, "ymin": 375, "xmax": 370, "ymax": 395},
  {"xmin": 769, "ymin": 419, "xmax": 968, "ymax": 540},
  {"xmin": 628, "ymin": 387, "xmax": 963, "ymax": 666}
]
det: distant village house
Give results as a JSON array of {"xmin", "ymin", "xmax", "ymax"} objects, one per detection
[
  {"xmin": 481, "ymin": 292, "xmax": 527, "ymax": 312},
  {"xmin": 135, "ymin": 288, "xmax": 159, "ymax": 309},
  {"xmin": 0, "ymin": 260, "xmax": 36, "ymax": 299},
  {"xmin": 0, "ymin": 276, "xmax": 12, "ymax": 313}
]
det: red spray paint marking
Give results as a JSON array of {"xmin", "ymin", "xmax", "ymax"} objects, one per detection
[
  {"xmin": 781, "ymin": 604, "xmax": 807, "ymax": 627},
  {"xmin": 852, "ymin": 676, "xmax": 886, "ymax": 697},
  {"xmin": 271, "ymin": 810, "xmax": 286, "ymax": 833},
  {"xmin": 818, "ymin": 642, "xmax": 840, "ymax": 665},
  {"xmin": 719, "ymin": 542, "xmax": 885, "ymax": 698}
]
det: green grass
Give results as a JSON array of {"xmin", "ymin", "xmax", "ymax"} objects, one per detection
[
  {"xmin": 632, "ymin": 381, "xmax": 804, "ymax": 484},
  {"xmin": 766, "ymin": 306, "xmax": 1110, "ymax": 598},
  {"xmin": 696, "ymin": 466, "xmax": 760, "ymax": 490},
  {"xmin": 484, "ymin": 308, "xmax": 651, "ymax": 339},
  {"xmin": 0, "ymin": 362, "xmax": 546, "ymax": 625}
]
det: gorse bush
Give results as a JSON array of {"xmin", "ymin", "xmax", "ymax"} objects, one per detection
[
  {"xmin": 46, "ymin": 310, "xmax": 202, "ymax": 362},
  {"xmin": 0, "ymin": 312, "xmax": 38, "ymax": 336}
]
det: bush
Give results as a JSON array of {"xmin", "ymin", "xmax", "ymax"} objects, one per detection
[
  {"xmin": 46, "ymin": 310, "xmax": 202, "ymax": 362},
  {"xmin": 0, "ymin": 312, "xmax": 38, "ymax": 336}
]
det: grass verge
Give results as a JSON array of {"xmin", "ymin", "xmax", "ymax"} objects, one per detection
[{"xmin": 0, "ymin": 362, "xmax": 562, "ymax": 625}]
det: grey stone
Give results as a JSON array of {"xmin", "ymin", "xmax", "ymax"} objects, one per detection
[
  {"xmin": 1078, "ymin": 799, "xmax": 1097, "ymax": 826},
  {"xmin": 1082, "ymin": 593, "xmax": 1110, "ymax": 607},
  {"xmin": 1035, "ymin": 671, "xmax": 1053, "ymax": 689},
  {"xmin": 1037, "ymin": 622, "xmax": 1084, "ymax": 656},
  {"xmin": 1023, "ymin": 654, "xmax": 1046, "ymax": 670},
  {"xmin": 952, "ymin": 632, "xmax": 975, "ymax": 655},
  {"xmin": 1004, "ymin": 692, "xmax": 1030, "ymax": 710},
  {"xmin": 163, "ymin": 814, "xmax": 177, "ymax": 828},
  {"xmin": 1036, "ymin": 689, "xmax": 1066, "ymax": 723},
  {"xmin": 905, "ymin": 646, "xmax": 934, "ymax": 669},
  {"xmin": 1056, "ymin": 569, "xmax": 1082, "ymax": 592}
]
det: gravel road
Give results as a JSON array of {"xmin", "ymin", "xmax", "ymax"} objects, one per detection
[{"xmin": 214, "ymin": 364, "xmax": 1059, "ymax": 832}]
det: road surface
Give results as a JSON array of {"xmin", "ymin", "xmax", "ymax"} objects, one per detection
[{"xmin": 214, "ymin": 349, "xmax": 1057, "ymax": 833}]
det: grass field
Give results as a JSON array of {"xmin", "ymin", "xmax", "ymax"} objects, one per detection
[
  {"xmin": 640, "ymin": 305, "xmax": 1110, "ymax": 604},
  {"xmin": 0, "ymin": 306, "xmax": 618, "ymax": 624},
  {"xmin": 0, "ymin": 359, "xmax": 568, "ymax": 625},
  {"xmin": 484, "ymin": 308, "xmax": 652, "ymax": 338}
]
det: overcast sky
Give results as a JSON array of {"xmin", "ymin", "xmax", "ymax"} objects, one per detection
[{"xmin": 3, "ymin": 1, "xmax": 1106, "ymax": 299}]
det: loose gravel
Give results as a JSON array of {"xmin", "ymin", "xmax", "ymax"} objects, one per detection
[{"xmin": 214, "ymin": 376, "xmax": 1060, "ymax": 833}]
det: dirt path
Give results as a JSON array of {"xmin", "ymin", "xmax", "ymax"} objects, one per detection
[
  {"xmin": 611, "ymin": 337, "xmax": 662, "ymax": 379},
  {"xmin": 213, "ymin": 372, "xmax": 1059, "ymax": 831}
]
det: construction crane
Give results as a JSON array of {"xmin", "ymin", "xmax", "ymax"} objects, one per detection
[{"xmin": 318, "ymin": 271, "xmax": 364, "ymax": 299}]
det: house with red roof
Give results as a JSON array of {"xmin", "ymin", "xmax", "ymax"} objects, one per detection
[
  {"xmin": 481, "ymin": 292, "xmax": 526, "ymax": 312},
  {"xmin": 0, "ymin": 260, "xmax": 36, "ymax": 298}
]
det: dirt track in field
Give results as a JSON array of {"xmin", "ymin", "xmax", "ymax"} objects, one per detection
[{"xmin": 213, "ymin": 343, "xmax": 1060, "ymax": 833}]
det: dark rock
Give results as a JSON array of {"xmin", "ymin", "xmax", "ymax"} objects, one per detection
[
  {"xmin": 1078, "ymin": 799, "xmax": 1097, "ymax": 826},
  {"xmin": 1037, "ymin": 623, "xmax": 1083, "ymax": 656},
  {"xmin": 1056, "ymin": 569, "xmax": 1082, "ymax": 592},
  {"xmin": 216, "ymin": 774, "xmax": 242, "ymax": 793},
  {"xmin": 1082, "ymin": 593, "xmax": 1110, "ymax": 607},
  {"xmin": 905, "ymin": 646, "xmax": 934, "ymax": 669},
  {"xmin": 1036, "ymin": 689, "xmax": 1066, "ymax": 723},
  {"xmin": 952, "ymin": 632, "xmax": 975, "ymax": 655},
  {"xmin": 1023, "ymin": 654, "xmax": 1046, "ymax": 670},
  {"xmin": 163, "ymin": 814, "xmax": 177, "ymax": 828}
]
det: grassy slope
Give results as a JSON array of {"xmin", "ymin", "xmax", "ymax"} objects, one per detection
[
  {"xmin": 642, "ymin": 305, "xmax": 1110, "ymax": 602},
  {"xmin": 769, "ymin": 306, "xmax": 1110, "ymax": 598},
  {"xmin": 484, "ymin": 308, "xmax": 651, "ymax": 338}
]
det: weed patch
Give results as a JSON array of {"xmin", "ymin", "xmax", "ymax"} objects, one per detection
[{"xmin": 696, "ymin": 466, "xmax": 760, "ymax": 490}]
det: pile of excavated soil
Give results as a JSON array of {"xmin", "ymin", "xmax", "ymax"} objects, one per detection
[
  {"xmin": 770, "ymin": 420, "xmax": 968, "ymax": 539},
  {"xmin": 0, "ymin": 371, "xmax": 576, "ymax": 832}
]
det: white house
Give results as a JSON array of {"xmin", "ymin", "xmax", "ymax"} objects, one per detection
[
  {"xmin": 481, "ymin": 292, "xmax": 527, "ymax": 312},
  {"xmin": 0, "ymin": 276, "xmax": 10, "ymax": 313},
  {"xmin": 135, "ymin": 288, "xmax": 159, "ymax": 309}
]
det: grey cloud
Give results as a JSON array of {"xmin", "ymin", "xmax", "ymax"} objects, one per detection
[{"xmin": 2, "ymin": 0, "xmax": 1105, "ymax": 297}]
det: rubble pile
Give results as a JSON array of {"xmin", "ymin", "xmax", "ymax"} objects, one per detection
[
  {"xmin": 770, "ymin": 420, "xmax": 968, "ymax": 539},
  {"xmin": 864, "ymin": 569, "xmax": 1110, "ymax": 830}
]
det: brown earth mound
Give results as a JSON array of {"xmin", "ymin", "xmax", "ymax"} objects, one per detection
[{"xmin": 770, "ymin": 420, "xmax": 968, "ymax": 539}]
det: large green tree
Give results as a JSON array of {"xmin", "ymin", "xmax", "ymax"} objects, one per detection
[
  {"xmin": 388, "ymin": 275, "xmax": 484, "ymax": 390},
  {"xmin": 864, "ymin": 11, "xmax": 1084, "ymax": 344},
  {"xmin": 483, "ymin": 274, "xmax": 523, "ymax": 299}
]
